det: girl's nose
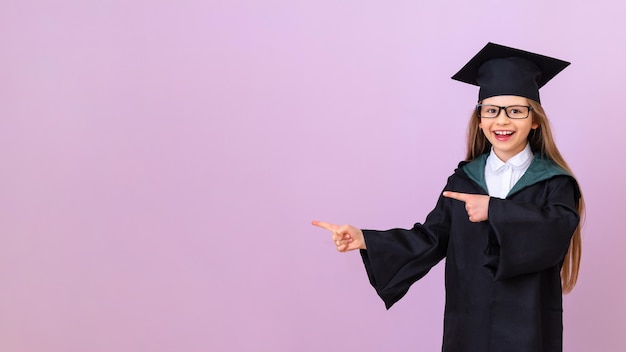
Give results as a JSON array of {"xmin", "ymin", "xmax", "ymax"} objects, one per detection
[{"xmin": 495, "ymin": 109, "xmax": 510, "ymax": 124}]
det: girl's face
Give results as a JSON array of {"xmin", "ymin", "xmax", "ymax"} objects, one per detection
[{"xmin": 479, "ymin": 95, "xmax": 539, "ymax": 162}]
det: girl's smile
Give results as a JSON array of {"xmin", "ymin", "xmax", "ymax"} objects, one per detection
[{"xmin": 493, "ymin": 130, "xmax": 514, "ymax": 141}]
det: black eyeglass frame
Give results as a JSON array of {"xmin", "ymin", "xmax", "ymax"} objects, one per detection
[{"xmin": 476, "ymin": 104, "xmax": 533, "ymax": 119}]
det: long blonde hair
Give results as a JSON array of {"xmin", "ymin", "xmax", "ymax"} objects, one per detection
[{"xmin": 465, "ymin": 99, "xmax": 584, "ymax": 293}]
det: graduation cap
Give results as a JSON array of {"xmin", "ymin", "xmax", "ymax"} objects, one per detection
[{"xmin": 451, "ymin": 42, "xmax": 570, "ymax": 103}]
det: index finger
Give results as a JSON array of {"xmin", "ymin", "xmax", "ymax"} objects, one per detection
[
  {"xmin": 311, "ymin": 220, "xmax": 338, "ymax": 231},
  {"xmin": 442, "ymin": 191, "xmax": 469, "ymax": 203}
]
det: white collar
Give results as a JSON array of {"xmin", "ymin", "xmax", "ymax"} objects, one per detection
[{"xmin": 487, "ymin": 143, "xmax": 534, "ymax": 173}]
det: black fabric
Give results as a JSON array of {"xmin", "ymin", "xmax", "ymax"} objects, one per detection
[
  {"xmin": 477, "ymin": 57, "xmax": 542, "ymax": 102},
  {"xmin": 359, "ymin": 157, "xmax": 580, "ymax": 352},
  {"xmin": 451, "ymin": 42, "xmax": 570, "ymax": 103}
]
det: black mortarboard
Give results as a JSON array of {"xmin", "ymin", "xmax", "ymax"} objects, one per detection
[{"xmin": 451, "ymin": 42, "xmax": 570, "ymax": 103}]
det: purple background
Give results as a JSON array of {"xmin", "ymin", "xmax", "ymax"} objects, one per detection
[{"xmin": 1, "ymin": 1, "xmax": 624, "ymax": 351}]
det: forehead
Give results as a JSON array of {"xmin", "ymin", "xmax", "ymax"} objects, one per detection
[{"xmin": 481, "ymin": 95, "xmax": 529, "ymax": 105}]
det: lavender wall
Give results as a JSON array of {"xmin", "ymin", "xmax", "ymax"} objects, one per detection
[{"xmin": 1, "ymin": 1, "xmax": 624, "ymax": 351}]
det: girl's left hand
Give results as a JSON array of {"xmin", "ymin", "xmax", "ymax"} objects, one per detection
[{"xmin": 443, "ymin": 191, "xmax": 490, "ymax": 222}]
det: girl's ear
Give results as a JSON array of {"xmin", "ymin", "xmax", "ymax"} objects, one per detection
[{"xmin": 531, "ymin": 114, "xmax": 539, "ymax": 129}]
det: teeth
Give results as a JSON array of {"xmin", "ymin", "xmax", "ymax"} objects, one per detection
[{"xmin": 495, "ymin": 131, "xmax": 513, "ymax": 135}]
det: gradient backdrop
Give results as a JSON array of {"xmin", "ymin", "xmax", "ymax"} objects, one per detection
[{"xmin": 1, "ymin": 1, "xmax": 624, "ymax": 351}]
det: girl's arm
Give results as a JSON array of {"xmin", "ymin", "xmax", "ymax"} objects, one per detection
[
  {"xmin": 487, "ymin": 176, "xmax": 580, "ymax": 280},
  {"xmin": 358, "ymin": 189, "xmax": 452, "ymax": 309}
]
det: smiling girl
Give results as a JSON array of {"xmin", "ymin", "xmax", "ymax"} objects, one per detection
[{"xmin": 312, "ymin": 43, "xmax": 584, "ymax": 352}]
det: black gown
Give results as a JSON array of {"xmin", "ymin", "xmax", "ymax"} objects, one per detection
[{"xmin": 360, "ymin": 153, "xmax": 580, "ymax": 352}]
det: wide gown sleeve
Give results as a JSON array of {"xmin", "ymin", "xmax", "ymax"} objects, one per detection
[
  {"xmin": 359, "ymin": 189, "xmax": 452, "ymax": 309},
  {"xmin": 486, "ymin": 175, "xmax": 580, "ymax": 280}
]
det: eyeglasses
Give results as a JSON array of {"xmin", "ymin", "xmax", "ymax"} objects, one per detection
[{"xmin": 476, "ymin": 104, "xmax": 533, "ymax": 119}]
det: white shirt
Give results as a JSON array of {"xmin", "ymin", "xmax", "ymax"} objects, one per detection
[{"xmin": 485, "ymin": 143, "xmax": 534, "ymax": 199}]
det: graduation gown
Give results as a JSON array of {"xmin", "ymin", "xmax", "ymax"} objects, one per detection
[{"xmin": 360, "ymin": 153, "xmax": 580, "ymax": 352}]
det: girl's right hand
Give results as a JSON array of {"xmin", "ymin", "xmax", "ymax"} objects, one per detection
[{"xmin": 311, "ymin": 220, "xmax": 366, "ymax": 252}]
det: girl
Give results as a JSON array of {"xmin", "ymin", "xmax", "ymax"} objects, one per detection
[{"xmin": 312, "ymin": 42, "xmax": 584, "ymax": 352}]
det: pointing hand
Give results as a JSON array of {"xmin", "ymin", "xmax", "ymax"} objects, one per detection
[
  {"xmin": 311, "ymin": 220, "xmax": 366, "ymax": 251},
  {"xmin": 443, "ymin": 191, "xmax": 490, "ymax": 222}
]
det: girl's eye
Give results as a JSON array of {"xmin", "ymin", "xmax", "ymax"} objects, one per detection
[
  {"xmin": 479, "ymin": 105, "xmax": 500, "ymax": 117},
  {"xmin": 486, "ymin": 108, "xmax": 497, "ymax": 114},
  {"xmin": 507, "ymin": 106, "xmax": 529, "ymax": 117}
]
